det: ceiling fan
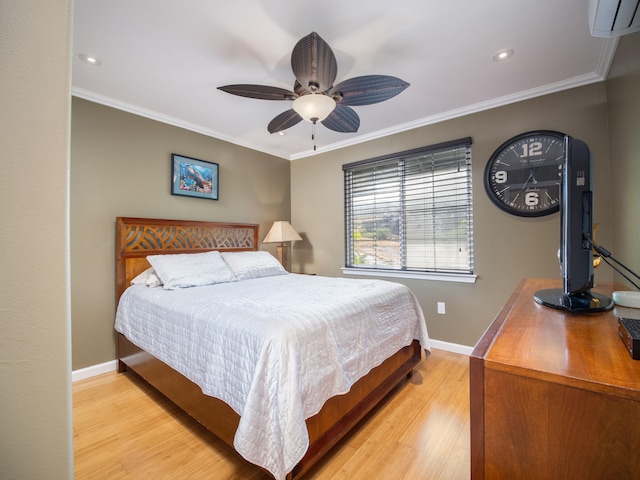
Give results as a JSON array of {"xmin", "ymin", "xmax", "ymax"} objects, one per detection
[{"xmin": 218, "ymin": 32, "xmax": 409, "ymax": 139}]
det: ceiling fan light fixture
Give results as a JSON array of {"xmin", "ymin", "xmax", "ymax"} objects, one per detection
[
  {"xmin": 218, "ymin": 32, "xmax": 408, "ymax": 137},
  {"xmin": 292, "ymin": 93, "xmax": 336, "ymax": 123}
]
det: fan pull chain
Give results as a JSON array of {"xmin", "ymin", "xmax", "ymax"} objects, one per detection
[{"xmin": 312, "ymin": 121, "xmax": 317, "ymax": 151}]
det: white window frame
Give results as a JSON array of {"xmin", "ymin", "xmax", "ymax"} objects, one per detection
[{"xmin": 342, "ymin": 138, "xmax": 476, "ymax": 283}]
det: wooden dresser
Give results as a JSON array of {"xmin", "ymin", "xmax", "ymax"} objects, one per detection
[{"xmin": 470, "ymin": 278, "xmax": 640, "ymax": 479}]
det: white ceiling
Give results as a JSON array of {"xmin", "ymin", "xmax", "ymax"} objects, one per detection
[{"xmin": 72, "ymin": 0, "xmax": 618, "ymax": 160}]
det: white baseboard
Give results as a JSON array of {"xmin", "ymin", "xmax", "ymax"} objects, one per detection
[
  {"xmin": 72, "ymin": 360, "xmax": 118, "ymax": 382},
  {"xmin": 428, "ymin": 339, "xmax": 474, "ymax": 356},
  {"xmin": 72, "ymin": 338, "xmax": 473, "ymax": 382}
]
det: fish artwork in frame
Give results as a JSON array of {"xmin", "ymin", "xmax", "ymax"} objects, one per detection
[{"xmin": 171, "ymin": 153, "xmax": 219, "ymax": 200}]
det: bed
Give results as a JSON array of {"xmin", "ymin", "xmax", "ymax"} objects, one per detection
[{"xmin": 115, "ymin": 216, "xmax": 430, "ymax": 479}]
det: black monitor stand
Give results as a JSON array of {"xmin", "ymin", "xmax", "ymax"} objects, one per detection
[{"xmin": 534, "ymin": 288, "xmax": 613, "ymax": 313}]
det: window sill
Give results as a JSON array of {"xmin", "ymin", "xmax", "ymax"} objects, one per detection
[{"xmin": 341, "ymin": 267, "xmax": 477, "ymax": 284}]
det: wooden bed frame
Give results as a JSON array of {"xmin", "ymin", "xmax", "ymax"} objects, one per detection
[{"xmin": 115, "ymin": 216, "xmax": 422, "ymax": 479}]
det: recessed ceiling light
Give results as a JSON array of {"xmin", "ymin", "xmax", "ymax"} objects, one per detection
[
  {"xmin": 79, "ymin": 53, "xmax": 102, "ymax": 66},
  {"xmin": 493, "ymin": 49, "xmax": 514, "ymax": 61},
  {"xmin": 277, "ymin": 131, "xmax": 286, "ymax": 136}
]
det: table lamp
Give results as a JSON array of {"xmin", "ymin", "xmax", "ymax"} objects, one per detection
[{"xmin": 263, "ymin": 221, "xmax": 302, "ymax": 271}]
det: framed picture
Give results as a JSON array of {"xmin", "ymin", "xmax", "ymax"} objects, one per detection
[{"xmin": 171, "ymin": 153, "xmax": 219, "ymax": 200}]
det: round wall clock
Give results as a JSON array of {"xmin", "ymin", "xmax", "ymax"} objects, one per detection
[{"xmin": 484, "ymin": 130, "xmax": 566, "ymax": 217}]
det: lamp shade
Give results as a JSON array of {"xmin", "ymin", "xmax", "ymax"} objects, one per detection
[
  {"xmin": 292, "ymin": 93, "xmax": 336, "ymax": 123},
  {"xmin": 263, "ymin": 221, "xmax": 302, "ymax": 243}
]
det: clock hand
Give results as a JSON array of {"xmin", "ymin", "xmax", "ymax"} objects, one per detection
[
  {"xmin": 519, "ymin": 168, "xmax": 537, "ymax": 193},
  {"xmin": 513, "ymin": 167, "xmax": 540, "ymax": 203}
]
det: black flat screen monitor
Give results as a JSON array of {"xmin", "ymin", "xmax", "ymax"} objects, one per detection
[{"xmin": 534, "ymin": 136, "xmax": 613, "ymax": 312}]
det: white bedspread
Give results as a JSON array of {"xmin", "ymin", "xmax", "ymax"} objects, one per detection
[{"xmin": 115, "ymin": 274, "xmax": 430, "ymax": 479}]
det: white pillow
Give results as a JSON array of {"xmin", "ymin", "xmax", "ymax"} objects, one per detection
[
  {"xmin": 130, "ymin": 267, "xmax": 163, "ymax": 288},
  {"xmin": 220, "ymin": 251, "xmax": 287, "ymax": 280},
  {"xmin": 147, "ymin": 251, "xmax": 236, "ymax": 290}
]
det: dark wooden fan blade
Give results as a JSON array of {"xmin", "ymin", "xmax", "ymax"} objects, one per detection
[
  {"xmin": 291, "ymin": 32, "xmax": 337, "ymax": 93},
  {"xmin": 267, "ymin": 109, "xmax": 303, "ymax": 133},
  {"xmin": 218, "ymin": 84, "xmax": 296, "ymax": 101},
  {"xmin": 321, "ymin": 104, "xmax": 360, "ymax": 133},
  {"xmin": 329, "ymin": 75, "xmax": 409, "ymax": 106}
]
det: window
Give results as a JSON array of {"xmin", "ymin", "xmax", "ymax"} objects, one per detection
[{"xmin": 343, "ymin": 138, "xmax": 474, "ymax": 281}]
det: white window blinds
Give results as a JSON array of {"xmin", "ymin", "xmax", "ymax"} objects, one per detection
[{"xmin": 343, "ymin": 138, "xmax": 474, "ymax": 275}]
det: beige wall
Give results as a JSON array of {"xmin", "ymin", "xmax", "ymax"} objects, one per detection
[
  {"xmin": 0, "ymin": 0, "xmax": 73, "ymax": 478},
  {"xmin": 607, "ymin": 32, "xmax": 640, "ymax": 286},
  {"xmin": 70, "ymin": 98, "xmax": 292, "ymax": 370},
  {"xmin": 291, "ymin": 83, "xmax": 615, "ymax": 347}
]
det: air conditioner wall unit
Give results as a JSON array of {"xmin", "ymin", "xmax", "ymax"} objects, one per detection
[{"xmin": 589, "ymin": 0, "xmax": 640, "ymax": 37}]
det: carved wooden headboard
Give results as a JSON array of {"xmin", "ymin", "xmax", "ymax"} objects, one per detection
[{"xmin": 115, "ymin": 217, "xmax": 259, "ymax": 301}]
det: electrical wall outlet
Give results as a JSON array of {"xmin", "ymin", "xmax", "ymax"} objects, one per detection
[{"xmin": 437, "ymin": 302, "xmax": 446, "ymax": 315}]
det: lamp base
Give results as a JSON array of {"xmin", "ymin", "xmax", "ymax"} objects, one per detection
[{"xmin": 276, "ymin": 244, "xmax": 289, "ymax": 272}]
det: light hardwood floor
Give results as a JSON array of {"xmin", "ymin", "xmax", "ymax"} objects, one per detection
[{"xmin": 73, "ymin": 348, "xmax": 470, "ymax": 479}]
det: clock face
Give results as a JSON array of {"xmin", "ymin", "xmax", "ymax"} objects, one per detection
[{"xmin": 484, "ymin": 130, "xmax": 565, "ymax": 217}]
